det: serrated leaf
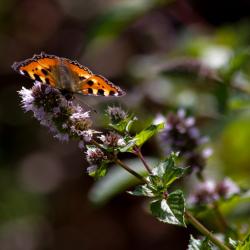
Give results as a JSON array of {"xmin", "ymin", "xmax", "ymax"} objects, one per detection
[
  {"xmin": 236, "ymin": 232, "xmax": 250, "ymax": 250},
  {"xmin": 152, "ymin": 153, "xmax": 186, "ymax": 187},
  {"xmin": 188, "ymin": 235, "xmax": 212, "ymax": 250},
  {"xmin": 150, "ymin": 190, "xmax": 186, "ymax": 227},
  {"xmin": 128, "ymin": 184, "xmax": 154, "ymax": 197},
  {"xmin": 134, "ymin": 123, "xmax": 164, "ymax": 147}
]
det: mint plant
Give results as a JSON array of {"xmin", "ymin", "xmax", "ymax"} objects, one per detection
[{"xmin": 18, "ymin": 81, "xmax": 250, "ymax": 250}]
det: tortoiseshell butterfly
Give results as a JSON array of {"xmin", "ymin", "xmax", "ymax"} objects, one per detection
[{"xmin": 12, "ymin": 52, "xmax": 125, "ymax": 97}]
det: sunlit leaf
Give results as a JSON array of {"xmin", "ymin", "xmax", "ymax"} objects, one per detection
[
  {"xmin": 128, "ymin": 184, "xmax": 154, "ymax": 197},
  {"xmin": 150, "ymin": 190, "xmax": 186, "ymax": 227},
  {"xmin": 236, "ymin": 232, "xmax": 250, "ymax": 250},
  {"xmin": 88, "ymin": 162, "xmax": 108, "ymax": 179},
  {"xmin": 188, "ymin": 235, "xmax": 212, "ymax": 250},
  {"xmin": 109, "ymin": 115, "xmax": 136, "ymax": 133},
  {"xmin": 134, "ymin": 122, "xmax": 164, "ymax": 147},
  {"xmin": 152, "ymin": 152, "xmax": 186, "ymax": 187}
]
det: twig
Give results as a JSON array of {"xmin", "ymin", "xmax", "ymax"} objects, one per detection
[
  {"xmin": 185, "ymin": 211, "xmax": 231, "ymax": 250},
  {"xmin": 115, "ymin": 158, "xmax": 148, "ymax": 183},
  {"xmin": 134, "ymin": 147, "xmax": 152, "ymax": 174}
]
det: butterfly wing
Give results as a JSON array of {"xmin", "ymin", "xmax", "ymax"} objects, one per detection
[
  {"xmin": 12, "ymin": 53, "xmax": 126, "ymax": 97},
  {"xmin": 79, "ymin": 75, "xmax": 125, "ymax": 97},
  {"xmin": 12, "ymin": 52, "xmax": 58, "ymax": 87},
  {"xmin": 64, "ymin": 59, "xmax": 93, "ymax": 80}
]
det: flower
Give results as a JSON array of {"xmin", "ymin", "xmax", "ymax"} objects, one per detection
[
  {"xmin": 107, "ymin": 106, "xmax": 127, "ymax": 123},
  {"xmin": 18, "ymin": 81, "xmax": 95, "ymax": 144},
  {"xmin": 69, "ymin": 106, "xmax": 93, "ymax": 138},
  {"xmin": 99, "ymin": 131, "xmax": 125, "ymax": 147},
  {"xmin": 18, "ymin": 86, "xmax": 35, "ymax": 112},
  {"xmin": 216, "ymin": 178, "xmax": 240, "ymax": 199},
  {"xmin": 188, "ymin": 180, "xmax": 218, "ymax": 205},
  {"xmin": 188, "ymin": 178, "xmax": 240, "ymax": 206},
  {"xmin": 159, "ymin": 109, "xmax": 211, "ymax": 175},
  {"xmin": 85, "ymin": 146, "xmax": 107, "ymax": 164}
]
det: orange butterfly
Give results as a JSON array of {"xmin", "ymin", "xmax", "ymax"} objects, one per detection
[{"xmin": 12, "ymin": 52, "xmax": 125, "ymax": 97}]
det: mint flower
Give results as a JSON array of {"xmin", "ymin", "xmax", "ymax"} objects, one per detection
[
  {"xmin": 98, "ymin": 131, "xmax": 125, "ymax": 147},
  {"xmin": 85, "ymin": 146, "xmax": 107, "ymax": 164},
  {"xmin": 160, "ymin": 109, "xmax": 212, "ymax": 175},
  {"xmin": 107, "ymin": 106, "xmax": 127, "ymax": 123},
  {"xmin": 188, "ymin": 178, "xmax": 240, "ymax": 206},
  {"xmin": 18, "ymin": 81, "xmax": 96, "ymax": 143}
]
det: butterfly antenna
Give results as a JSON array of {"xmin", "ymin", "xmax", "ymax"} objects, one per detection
[{"xmin": 75, "ymin": 94, "xmax": 97, "ymax": 113}]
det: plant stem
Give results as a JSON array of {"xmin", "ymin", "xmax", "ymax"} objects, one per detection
[
  {"xmin": 213, "ymin": 202, "xmax": 230, "ymax": 233},
  {"xmin": 90, "ymin": 139, "xmax": 103, "ymax": 148},
  {"xmin": 89, "ymin": 139, "xmax": 230, "ymax": 250},
  {"xmin": 115, "ymin": 158, "xmax": 148, "ymax": 183},
  {"xmin": 134, "ymin": 147, "xmax": 152, "ymax": 174},
  {"xmin": 114, "ymin": 159, "xmax": 231, "ymax": 250},
  {"xmin": 185, "ymin": 211, "xmax": 231, "ymax": 250}
]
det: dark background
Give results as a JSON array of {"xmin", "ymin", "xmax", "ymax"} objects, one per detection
[{"xmin": 1, "ymin": 0, "xmax": 250, "ymax": 249}]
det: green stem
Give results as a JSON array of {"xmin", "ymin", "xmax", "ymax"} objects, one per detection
[
  {"xmin": 213, "ymin": 202, "xmax": 229, "ymax": 233},
  {"xmin": 134, "ymin": 147, "xmax": 152, "ymax": 174},
  {"xmin": 89, "ymin": 140, "xmax": 230, "ymax": 250},
  {"xmin": 185, "ymin": 211, "xmax": 231, "ymax": 250},
  {"xmin": 115, "ymin": 158, "xmax": 231, "ymax": 250},
  {"xmin": 115, "ymin": 158, "xmax": 148, "ymax": 183},
  {"xmin": 116, "ymin": 158, "xmax": 231, "ymax": 250}
]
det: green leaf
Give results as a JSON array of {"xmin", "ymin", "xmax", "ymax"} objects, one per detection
[
  {"xmin": 220, "ymin": 49, "xmax": 250, "ymax": 81},
  {"xmin": 118, "ymin": 138, "xmax": 137, "ymax": 152},
  {"xmin": 229, "ymin": 238, "xmax": 238, "ymax": 248},
  {"xmin": 188, "ymin": 235, "xmax": 212, "ymax": 250},
  {"xmin": 236, "ymin": 232, "xmax": 250, "ymax": 250},
  {"xmin": 134, "ymin": 123, "xmax": 164, "ymax": 147},
  {"xmin": 216, "ymin": 191, "xmax": 250, "ymax": 215},
  {"xmin": 152, "ymin": 152, "xmax": 186, "ymax": 187},
  {"xmin": 150, "ymin": 190, "xmax": 186, "ymax": 227},
  {"xmin": 88, "ymin": 163, "xmax": 108, "ymax": 179},
  {"xmin": 128, "ymin": 184, "xmax": 154, "ymax": 197},
  {"xmin": 109, "ymin": 115, "xmax": 136, "ymax": 133}
]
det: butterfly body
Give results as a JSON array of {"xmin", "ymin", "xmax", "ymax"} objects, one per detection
[
  {"xmin": 52, "ymin": 59, "xmax": 80, "ymax": 92},
  {"xmin": 12, "ymin": 52, "xmax": 125, "ymax": 97}
]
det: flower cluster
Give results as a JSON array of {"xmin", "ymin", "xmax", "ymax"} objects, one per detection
[
  {"xmin": 99, "ymin": 131, "xmax": 125, "ymax": 148},
  {"xmin": 18, "ymin": 81, "xmax": 95, "ymax": 143},
  {"xmin": 85, "ymin": 146, "xmax": 107, "ymax": 165},
  {"xmin": 107, "ymin": 106, "xmax": 127, "ymax": 123},
  {"xmin": 159, "ymin": 110, "xmax": 212, "ymax": 175},
  {"xmin": 18, "ymin": 83, "xmax": 129, "ymax": 176},
  {"xmin": 188, "ymin": 178, "xmax": 240, "ymax": 206}
]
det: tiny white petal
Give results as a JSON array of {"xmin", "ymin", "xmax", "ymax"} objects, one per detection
[
  {"xmin": 202, "ymin": 148, "xmax": 213, "ymax": 158},
  {"xmin": 185, "ymin": 117, "xmax": 195, "ymax": 127},
  {"xmin": 153, "ymin": 113, "xmax": 166, "ymax": 125}
]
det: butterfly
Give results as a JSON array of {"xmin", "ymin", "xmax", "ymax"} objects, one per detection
[{"xmin": 12, "ymin": 52, "xmax": 125, "ymax": 97}]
